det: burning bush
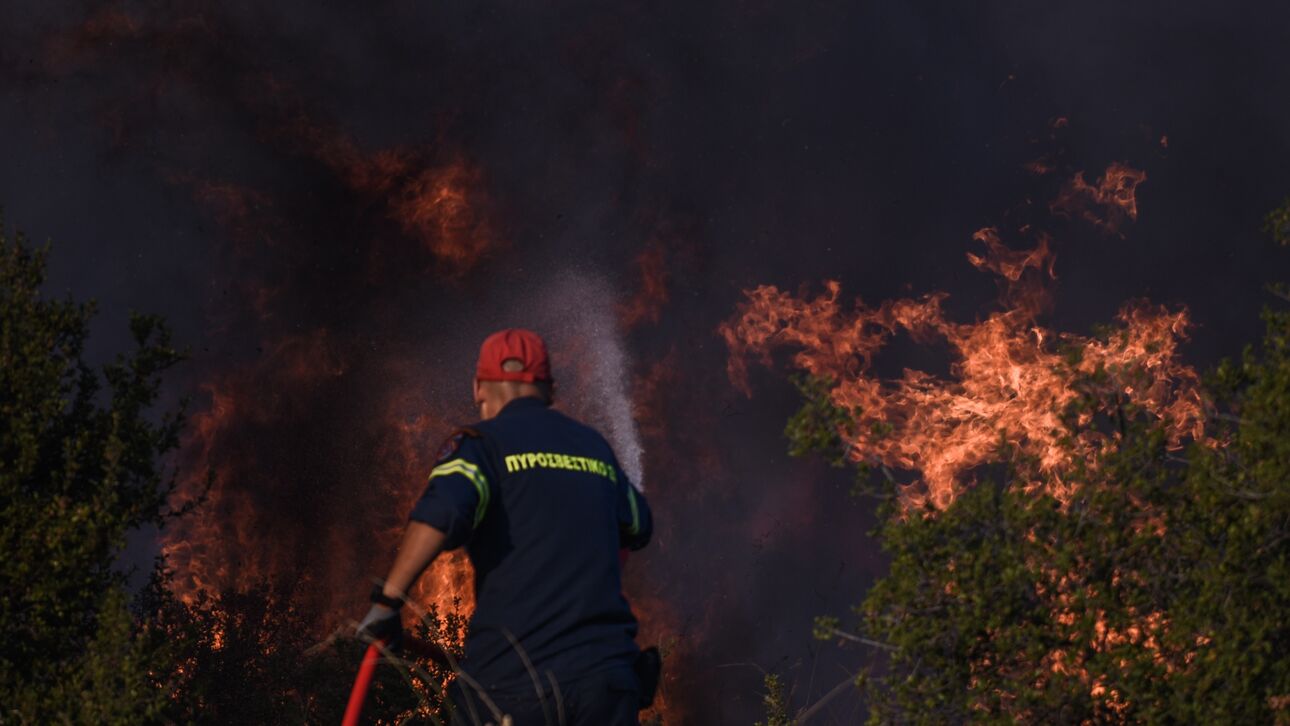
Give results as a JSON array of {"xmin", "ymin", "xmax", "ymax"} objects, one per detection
[
  {"xmin": 138, "ymin": 574, "xmax": 466, "ymax": 724},
  {"xmin": 725, "ymin": 202, "xmax": 1290, "ymax": 723}
]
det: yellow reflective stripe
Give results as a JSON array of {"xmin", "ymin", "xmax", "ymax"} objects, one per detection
[
  {"xmin": 625, "ymin": 483, "xmax": 640, "ymax": 536},
  {"xmin": 428, "ymin": 459, "xmax": 490, "ymax": 527}
]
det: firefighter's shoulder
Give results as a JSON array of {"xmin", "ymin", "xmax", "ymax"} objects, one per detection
[{"xmin": 433, "ymin": 426, "xmax": 483, "ymax": 464}]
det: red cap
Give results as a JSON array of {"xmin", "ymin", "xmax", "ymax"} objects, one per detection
[{"xmin": 475, "ymin": 328, "xmax": 553, "ymax": 383}]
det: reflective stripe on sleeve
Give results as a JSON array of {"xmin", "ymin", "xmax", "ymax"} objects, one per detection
[
  {"xmin": 428, "ymin": 459, "xmax": 491, "ymax": 528},
  {"xmin": 625, "ymin": 483, "xmax": 641, "ymax": 536}
]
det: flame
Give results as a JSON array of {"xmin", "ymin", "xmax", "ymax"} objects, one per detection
[
  {"xmin": 292, "ymin": 124, "xmax": 498, "ymax": 274},
  {"xmin": 377, "ymin": 393, "xmax": 477, "ymax": 622},
  {"xmin": 45, "ymin": 10, "xmax": 497, "ymax": 277},
  {"xmin": 1024, "ymin": 157, "xmax": 1056, "ymax": 176},
  {"xmin": 41, "ymin": 5, "xmax": 690, "ymax": 717},
  {"xmin": 721, "ymin": 165, "xmax": 1215, "ymax": 718},
  {"xmin": 620, "ymin": 346, "xmax": 730, "ymax": 725},
  {"xmin": 721, "ymin": 227, "xmax": 1205, "ymax": 512},
  {"xmin": 161, "ymin": 331, "xmax": 474, "ymax": 626},
  {"xmin": 164, "ymin": 329, "xmax": 344, "ymax": 608},
  {"xmin": 258, "ymin": 112, "xmax": 497, "ymax": 276},
  {"xmin": 1050, "ymin": 163, "xmax": 1148, "ymax": 236},
  {"xmin": 628, "ymin": 587, "xmax": 690, "ymax": 724},
  {"xmin": 81, "ymin": 13, "xmax": 496, "ymax": 623},
  {"xmin": 392, "ymin": 162, "xmax": 493, "ymax": 269},
  {"xmin": 619, "ymin": 242, "xmax": 671, "ymax": 328},
  {"xmin": 1037, "ymin": 562, "xmax": 1201, "ymax": 721}
]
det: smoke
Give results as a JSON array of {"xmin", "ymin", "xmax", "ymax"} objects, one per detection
[{"xmin": 4, "ymin": 1, "xmax": 1290, "ymax": 722}]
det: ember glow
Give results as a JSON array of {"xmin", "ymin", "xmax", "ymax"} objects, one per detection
[{"xmin": 721, "ymin": 165, "xmax": 1205, "ymax": 512}]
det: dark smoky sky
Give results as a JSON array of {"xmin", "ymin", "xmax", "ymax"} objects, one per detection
[{"xmin": 3, "ymin": 1, "xmax": 1290, "ymax": 723}]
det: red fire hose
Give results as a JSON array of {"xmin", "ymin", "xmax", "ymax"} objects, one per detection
[
  {"xmin": 342, "ymin": 637, "xmax": 453, "ymax": 726},
  {"xmin": 342, "ymin": 643, "xmax": 382, "ymax": 726},
  {"xmin": 346, "ymin": 551, "xmax": 631, "ymax": 724}
]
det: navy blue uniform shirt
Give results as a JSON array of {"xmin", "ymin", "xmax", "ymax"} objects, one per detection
[{"xmin": 410, "ymin": 396, "xmax": 653, "ymax": 691}]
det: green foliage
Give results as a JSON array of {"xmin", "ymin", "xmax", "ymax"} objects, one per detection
[
  {"xmin": 785, "ymin": 374, "xmax": 854, "ymax": 466},
  {"xmin": 0, "ymin": 220, "xmax": 479, "ymax": 723},
  {"xmin": 1264, "ymin": 197, "xmax": 1290, "ymax": 247},
  {"xmin": 1161, "ymin": 300, "xmax": 1290, "ymax": 724},
  {"xmin": 754, "ymin": 673, "xmax": 793, "ymax": 726},
  {"xmin": 785, "ymin": 373, "xmax": 890, "ymax": 498},
  {"xmin": 785, "ymin": 273, "xmax": 1290, "ymax": 722},
  {"xmin": 0, "ymin": 223, "xmax": 186, "ymax": 723},
  {"xmin": 811, "ymin": 614, "xmax": 841, "ymax": 642},
  {"xmin": 9, "ymin": 587, "xmax": 175, "ymax": 723}
]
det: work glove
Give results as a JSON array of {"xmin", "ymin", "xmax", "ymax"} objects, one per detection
[{"xmin": 356, "ymin": 604, "xmax": 402, "ymax": 650}]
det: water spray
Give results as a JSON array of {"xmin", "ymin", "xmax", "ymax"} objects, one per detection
[{"xmin": 525, "ymin": 270, "xmax": 647, "ymax": 490}]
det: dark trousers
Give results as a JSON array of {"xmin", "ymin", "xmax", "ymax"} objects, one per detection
[{"xmin": 447, "ymin": 664, "xmax": 639, "ymax": 726}]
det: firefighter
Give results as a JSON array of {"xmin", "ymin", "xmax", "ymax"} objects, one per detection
[{"xmin": 357, "ymin": 328, "xmax": 654, "ymax": 726}]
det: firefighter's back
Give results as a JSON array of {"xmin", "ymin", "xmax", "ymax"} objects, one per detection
[{"xmin": 462, "ymin": 396, "xmax": 645, "ymax": 692}]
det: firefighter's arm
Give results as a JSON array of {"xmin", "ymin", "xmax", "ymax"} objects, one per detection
[
  {"xmin": 359, "ymin": 433, "xmax": 488, "ymax": 643},
  {"xmin": 378, "ymin": 522, "xmax": 448, "ymax": 600},
  {"xmin": 378, "ymin": 433, "xmax": 490, "ymax": 601},
  {"xmin": 358, "ymin": 523, "xmax": 446, "ymax": 644}
]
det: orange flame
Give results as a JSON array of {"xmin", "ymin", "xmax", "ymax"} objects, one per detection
[
  {"xmin": 721, "ymin": 229, "xmax": 1204, "ymax": 512},
  {"xmin": 720, "ymin": 171, "xmax": 1213, "ymax": 717},
  {"xmin": 45, "ymin": 9, "xmax": 498, "ymax": 278},
  {"xmin": 279, "ymin": 116, "xmax": 498, "ymax": 275},
  {"xmin": 619, "ymin": 242, "xmax": 671, "ymax": 328},
  {"xmin": 161, "ymin": 330, "xmax": 474, "ymax": 626},
  {"xmin": 1050, "ymin": 163, "xmax": 1148, "ymax": 236}
]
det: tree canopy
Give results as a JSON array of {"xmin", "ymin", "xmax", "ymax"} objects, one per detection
[{"xmin": 0, "ymin": 222, "xmax": 185, "ymax": 721}]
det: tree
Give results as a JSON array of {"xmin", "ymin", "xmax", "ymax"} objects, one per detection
[
  {"xmin": 0, "ymin": 222, "xmax": 187, "ymax": 722},
  {"xmin": 0, "ymin": 220, "xmax": 485, "ymax": 724},
  {"xmin": 778, "ymin": 207, "xmax": 1290, "ymax": 724}
]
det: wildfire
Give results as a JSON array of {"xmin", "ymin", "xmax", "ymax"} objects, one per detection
[
  {"xmin": 296, "ymin": 126, "xmax": 498, "ymax": 274},
  {"xmin": 376, "ymin": 388, "xmax": 478, "ymax": 622},
  {"xmin": 46, "ymin": 6, "xmax": 498, "ymax": 278},
  {"xmin": 628, "ymin": 587, "xmax": 690, "ymax": 724},
  {"xmin": 721, "ymin": 164, "xmax": 1201, "ymax": 512},
  {"xmin": 720, "ymin": 159, "xmax": 1217, "ymax": 720},
  {"xmin": 42, "ymin": 4, "xmax": 682, "ymax": 720},
  {"xmin": 619, "ymin": 242, "xmax": 671, "ymax": 328},
  {"xmin": 159, "ymin": 283, "xmax": 679, "ymax": 712},
  {"xmin": 161, "ymin": 330, "xmax": 475, "ymax": 628},
  {"xmin": 1050, "ymin": 162, "xmax": 1148, "ymax": 236}
]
